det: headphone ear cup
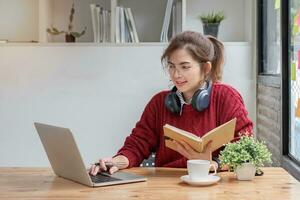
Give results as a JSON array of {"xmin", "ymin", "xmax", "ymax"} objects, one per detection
[
  {"xmin": 165, "ymin": 92, "xmax": 181, "ymax": 114},
  {"xmin": 191, "ymin": 89, "xmax": 210, "ymax": 112}
]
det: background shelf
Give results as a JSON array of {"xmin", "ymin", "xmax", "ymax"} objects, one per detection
[{"xmin": 0, "ymin": 0, "xmax": 253, "ymax": 44}]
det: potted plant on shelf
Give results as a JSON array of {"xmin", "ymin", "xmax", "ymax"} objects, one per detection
[
  {"xmin": 219, "ymin": 135, "xmax": 272, "ymax": 181},
  {"xmin": 47, "ymin": 2, "xmax": 86, "ymax": 42},
  {"xmin": 198, "ymin": 11, "xmax": 225, "ymax": 38}
]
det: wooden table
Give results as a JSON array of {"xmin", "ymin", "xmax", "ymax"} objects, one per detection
[{"xmin": 0, "ymin": 167, "xmax": 299, "ymax": 199}]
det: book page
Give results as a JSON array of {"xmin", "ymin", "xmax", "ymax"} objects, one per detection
[
  {"xmin": 163, "ymin": 124, "xmax": 202, "ymax": 152},
  {"xmin": 200, "ymin": 118, "xmax": 237, "ymax": 152}
]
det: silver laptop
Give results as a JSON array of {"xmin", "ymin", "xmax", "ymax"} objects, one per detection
[{"xmin": 34, "ymin": 122, "xmax": 147, "ymax": 187}]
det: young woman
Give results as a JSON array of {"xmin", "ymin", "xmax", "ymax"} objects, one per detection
[{"xmin": 90, "ymin": 31, "xmax": 253, "ymax": 175}]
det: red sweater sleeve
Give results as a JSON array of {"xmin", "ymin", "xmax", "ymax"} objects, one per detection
[
  {"xmin": 115, "ymin": 95, "xmax": 159, "ymax": 167},
  {"xmin": 218, "ymin": 85, "xmax": 253, "ymax": 135},
  {"xmin": 213, "ymin": 84, "xmax": 253, "ymax": 157}
]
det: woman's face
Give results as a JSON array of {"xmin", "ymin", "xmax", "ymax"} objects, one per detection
[{"xmin": 168, "ymin": 48, "xmax": 204, "ymax": 99}]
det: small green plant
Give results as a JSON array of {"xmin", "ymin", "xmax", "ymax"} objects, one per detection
[
  {"xmin": 47, "ymin": 2, "xmax": 86, "ymax": 41},
  {"xmin": 199, "ymin": 11, "xmax": 225, "ymax": 24},
  {"xmin": 219, "ymin": 136, "xmax": 272, "ymax": 171}
]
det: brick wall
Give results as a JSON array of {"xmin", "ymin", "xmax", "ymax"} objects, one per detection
[{"xmin": 257, "ymin": 79, "xmax": 282, "ymax": 167}]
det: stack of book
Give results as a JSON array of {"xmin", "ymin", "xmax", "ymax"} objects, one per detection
[
  {"xmin": 90, "ymin": 4, "xmax": 111, "ymax": 43},
  {"xmin": 115, "ymin": 6, "xmax": 139, "ymax": 43},
  {"xmin": 160, "ymin": 0, "xmax": 182, "ymax": 42},
  {"xmin": 90, "ymin": 4, "xmax": 139, "ymax": 43}
]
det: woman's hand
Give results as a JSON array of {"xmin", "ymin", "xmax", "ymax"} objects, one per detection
[
  {"xmin": 89, "ymin": 155, "xmax": 129, "ymax": 176},
  {"xmin": 172, "ymin": 140, "xmax": 213, "ymax": 161},
  {"xmin": 172, "ymin": 140, "xmax": 218, "ymax": 171}
]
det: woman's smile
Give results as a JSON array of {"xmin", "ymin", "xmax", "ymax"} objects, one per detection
[{"xmin": 175, "ymin": 80, "xmax": 187, "ymax": 87}]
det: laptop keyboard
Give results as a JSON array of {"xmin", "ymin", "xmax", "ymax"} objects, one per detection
[{"xmin": 90, "ymin": 173, "xmax": 122, "ymax": 183}]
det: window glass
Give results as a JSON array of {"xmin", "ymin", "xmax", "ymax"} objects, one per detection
[
  {"xmin": 260, "ymin": 0, "xmax": 281, "ymax": 74},
  {"xmin": 290, "ymin": 0, "xmax": 300, "ymax": 162}
]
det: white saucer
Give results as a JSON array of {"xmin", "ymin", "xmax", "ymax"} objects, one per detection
[{"xmin": 180, "ymin": 175, "xmax": 220, "ymax": 186}]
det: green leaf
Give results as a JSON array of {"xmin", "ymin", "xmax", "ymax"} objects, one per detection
[
  {"xmin": 46, "ymin": 27, "xmax": 65, "ymax": 35},
  {"xmin": 52, "ymin": 27, "xmax": 60, "ymax": 33},
  {"xmin": 71, "ymin": 32, "xmax": 81, "ymax": 38},
  {"xmin": 71, "ymin": 27, "xmax": 87, "ymax": 38},
  {"xmin": 199, "ymin": 11, "xmax": 225, "ymax": 23},
  {"xmin": 219, "ymin": 136, "xmax": 272, "ymax": 170}
]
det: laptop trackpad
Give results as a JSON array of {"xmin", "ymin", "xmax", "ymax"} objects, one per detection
[
  {"xmin": 90, "ymin": 173, "xmax": 121, "ymax": 183},
  {"xmin": 110, "ymin": 171, "xmax": 145, "ymax": 180}
]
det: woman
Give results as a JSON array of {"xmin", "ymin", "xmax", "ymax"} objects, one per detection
[{"xmin": 90, "ymin": 31, "xmax": 253, "ymax": 175}]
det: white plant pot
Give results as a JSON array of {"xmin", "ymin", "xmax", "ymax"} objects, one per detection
[{"xmin": 235, "ymin": 163, "xmax": 256, "ymax": 181}]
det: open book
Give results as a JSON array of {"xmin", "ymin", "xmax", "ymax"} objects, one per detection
[{"xmin": 163, "ymin": 118, "xmax": 237, "ymax": 153}]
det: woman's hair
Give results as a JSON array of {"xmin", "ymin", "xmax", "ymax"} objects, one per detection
[{"xmin": 161, "ymin": 31, "xmax": 224, "ymax": 82}]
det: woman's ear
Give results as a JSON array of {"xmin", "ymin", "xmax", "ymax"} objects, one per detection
[{"xmin": 203, "ymin": 62, "xmax": 212, "ymax": 75}]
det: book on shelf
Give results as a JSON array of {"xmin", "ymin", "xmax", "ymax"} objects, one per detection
[
  {"xmin": 95, "ymin": 5, "xmax": 101, "ymax": 43},
  {"xmin": 103, "ymin": 9, "xmax": 111, "ymax": 42},
  {"xmin": 115, "ymin": 6, "xmax": 121, "ymax": 43},
  {"xmin": 124, "ymin": 8, "xmax": 134, "ymax": 43},
  {"xmin": 123, "ymin": 9, "xmax": 132, "ymax": 43},
  {"xmin": 127, "ymin": 8, "xmax": 139, "ymax": 43},
  {"xmin": 115, "ymin": 6, "xmax": 139, "ymax": 43},
  {"xmin": 110, "ymin": 0, "xmax": 117, "ymax": 42},
  {"xmin": 160, "ymin": 0, "xmax": 173, "ymax": 42},
  {"xmin": 120, "ymin": 7, "xmax": 125, "ymax": 43},
  {"xmin": 90, "ymin": 4, "xmax": 98, "ymax": 43},
  {"xmin": 160, "ymin": 0, "xmax": 182, "ymax": 42},
  {"xmin": 163, "ymin": 118, "xmax": 237, "ymax": 153},
  {"xmin": 90, "ymin": 4, "xmax": 111, "ymax": 43},
  {"xmin": 174, "ymin": 0, "xmax": 182, "ymax": 36},
  {"xmin": 100, "ymin": 7, "xmax": 111, "ymax": 43}
]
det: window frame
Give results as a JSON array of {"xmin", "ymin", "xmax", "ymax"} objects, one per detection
[{"xmin": 282, "ymin": 0, "xmax": 300, "ymax": 180}]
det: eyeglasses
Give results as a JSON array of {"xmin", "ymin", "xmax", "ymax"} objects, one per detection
[{"xmin": 167, "ymin": 63, "xmax": 196, "ymax": 75}]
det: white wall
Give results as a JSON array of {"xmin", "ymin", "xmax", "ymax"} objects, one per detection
[
  {"xmin": 0, "ymin": 0, "xmax": 39, "ymax": 42},
  {"xmin": 185, "ymin": 0, "xmax": 248, "ymax": 42},
  {"xmin": 0, "ymin": 43, "xmax": 255, "ymax": 167}
]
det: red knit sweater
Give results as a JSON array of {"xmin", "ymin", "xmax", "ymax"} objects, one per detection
[{"xmin": 116, "ymin": 82, "xmax": 253, "ymax": 168}]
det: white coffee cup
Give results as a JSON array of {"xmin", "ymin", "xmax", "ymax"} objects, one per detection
[{"xmin": 187, "ymin": 159, "xmax": 217, "ymax": 180}]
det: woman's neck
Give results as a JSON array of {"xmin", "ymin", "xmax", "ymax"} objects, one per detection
[
  {"xmin": 183, "ymin": 81, "xmax": 206, "ymax": 103},
  {"xmin": 183, "ymin": 93, "xmax": 193, "ymax": 104}
]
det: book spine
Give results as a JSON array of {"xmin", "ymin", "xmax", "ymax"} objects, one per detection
[
  {"xmin": 110, "ymin": 0, "xmax": 118, "ymax": 42},
  {"xmin": 90, "ymin": 4, "xmax": 97, "ymax": 43},
  {"xmin": 115, "ymin": 6, "xmax": 120, "ymax": 43},
  {"xmin": 95, "ymin": 5, "xmax": 101, "ymax": 43},
  {"xmin": 127, "ymin": 8, "xmax": 139, "ymax": 43},
  {"xmin": 175, "ymin": 0, "xmax": 182, "ymax": 34},
  {"xmin": 120, "ymin": 7, "xmax": 125, "ymax": 43},
  {"xmin": 160, "ymin": 0, "xmax": 174, "ymax": 42},
  {"xmin": 124, "ymin": 8, "xmax": 134, "ymax": 43}
]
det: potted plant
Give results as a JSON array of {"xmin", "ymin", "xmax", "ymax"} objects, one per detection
[
  {"xmin": 47, "ymin": 2, "xmax": 86, "ymax": 42},
  {"xmin": 219, "ymin": 136, "xmax": 272, "ymax": 181},
  {"xmin": 198, "ymin": 11, "xmax": 225, "ymax": 38}
]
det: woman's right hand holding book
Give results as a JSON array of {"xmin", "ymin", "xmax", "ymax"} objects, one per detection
[{"xmin": 172, "ymin": 140, "xmax": 213, "ymax": 161}]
